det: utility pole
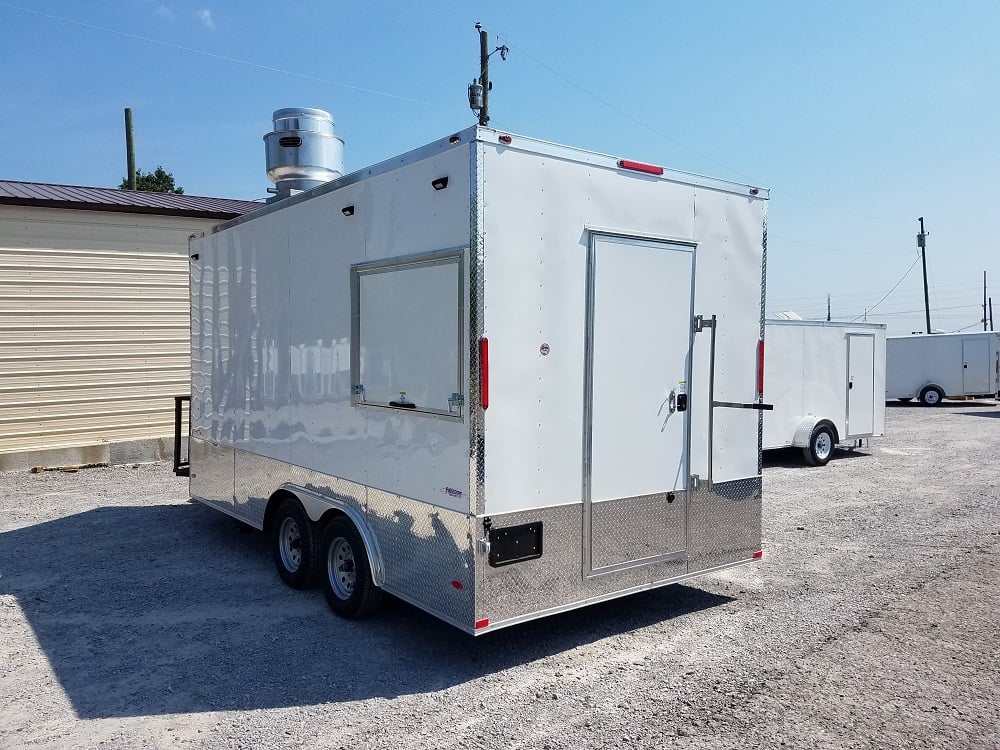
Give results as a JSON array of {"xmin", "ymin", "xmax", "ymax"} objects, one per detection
[
  {"xmin": 468, "ymin": 24, "xmax": 507, "ymax": 126},
  {"xmin": 124, "ymin": 108, "xmax": 137, "ymax": 190},
  {"xmin": 917, "ymin": 217, "xmax": 931, "ymax": 333},
  {"xmin": 826, "ymin": 293, "xmax": 831, "ymax": 322},
  {"xmin": 477, "ymin": 23, "xmax": 489, "ymax": 126},
  {"xmin": 984, "ymin": 271, "xmax": 988, "ymax": 331},
  {"xmin": 990, "ymin": 297, "xmax": 994, "ymax": 331}
]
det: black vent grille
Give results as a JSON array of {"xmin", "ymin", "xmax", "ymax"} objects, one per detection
[{"xmin": 278, "ymin": 136, "xmax": 302, "ymax": 148}]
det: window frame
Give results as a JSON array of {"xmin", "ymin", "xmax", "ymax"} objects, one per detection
[{"xmin": 350, "ymin": 248, "xmax": 466, "ymax": 421}]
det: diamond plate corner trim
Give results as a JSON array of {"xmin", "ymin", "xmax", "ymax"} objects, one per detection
[
  {"xmin": 469, "ymin": 140, "xmax": 487, "ymax": 517},
  {"xmin": 688, "ymin": 476, "xmax": 762, "ymax": 573},
  {"xmin": 189, "ymin": 437, "xmax": 235, "ymax": 512},
  {"xmin": 758, "ymin": 208, "xmax": 768, "ymax": 475}
]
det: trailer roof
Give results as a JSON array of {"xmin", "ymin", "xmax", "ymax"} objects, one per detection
[
  {"xmin": 0, "ymin": 179, "xmax": 263, "ymax": 220},
  {"xmin": 195, "ymin": 126, "xmax": 769, "ymax": 239},
  {"xmin": 887, "ymin": 329, "xmax": 1000, "ymax": 339}
]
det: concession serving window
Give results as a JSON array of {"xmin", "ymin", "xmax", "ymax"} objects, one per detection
[{"xmin": 350, "ymin": 249, "xmax": 465, "ymax": 419}]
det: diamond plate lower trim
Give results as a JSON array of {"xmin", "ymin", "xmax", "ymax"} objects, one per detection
[
  {"xmin": 478, "ymin": 477, "xmax": 760, "ymax": 626},
  {"xmin": 195, "ymin": 443, "xmax": 759, "ymax": 631},
  {"xmin": 687, "ymin": 476, "xmax": 762, "ymax": 573},
  {"xmin": 591, "ymin": 492, "xmax": 686, "ymax": 569},
  {"xmin": 230, "ymin": 449, "xmax": 475, "ymax": 627},
  {"xmin": 190, "ymin": 438, "xmax": 234, "ymax": 511}
]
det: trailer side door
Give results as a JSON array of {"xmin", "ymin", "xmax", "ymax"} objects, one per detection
[
  {"xmin": 583, "ymin": 234, "xmax": 694, "ymax": 576},
  {"xmin": 962, "ymin": 337, "xmax": 992, "ymax": 395},
  {"xmin": 847, "ymin": 333, "xmax": 876, "ymax": 436}
]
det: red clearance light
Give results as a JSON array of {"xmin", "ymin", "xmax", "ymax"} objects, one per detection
[
  {"xmin": 750, "ymin": 187, "xmax": 760, "ymax": 195},
  {"xmin": 752, "ymin": 550, "xmax": 763, "ymax": 559},
  {"xmin": 480, "ymin": 337, "xmax": 490, "ymax": 410},
  {"xmin": 757, "ymin": 338, "xmax": 765, "ymax": 397},
  {"xmin": 475, "ymin": 618, "xmax": 490, "ymax": 629},
  {"xmin": 499, "ymin": 134, "xmax": 512, "ymax": 144},
  {"xmin": 450, "ymin": 580, "xmax": 464, "ymax": 590},
  {"xmin": 618, "ymin": 159, "xmax": 664, "ymax": 176},
  {"xmin": 449, "ymin": 134, "xmax": 461, "ymax": 144}
]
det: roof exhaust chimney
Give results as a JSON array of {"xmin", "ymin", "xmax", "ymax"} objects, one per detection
[{"xmin": 264, "ymin": 108, "xmax": 344, "ymax": 202}]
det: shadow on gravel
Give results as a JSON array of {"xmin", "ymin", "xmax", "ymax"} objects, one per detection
[
  {"xmin": 0, "ymin": 502, "xmax": 733, "ymax": 719},
  {"xmin": 961, "ymin": 410, "xmax": 1000, "ymax": 419},
  {"xmin": 886, "ymin": 399, "xmax": 998, "ymax": 409},
  {"xmin": 762, "ymin": 447, "xmax": 871, "ymax": 469}
]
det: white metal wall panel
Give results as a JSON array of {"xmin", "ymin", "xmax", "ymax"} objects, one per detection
[
  {"xmin": 190, "ymin": 146, "xmax": 474, "ymax": 513},
  {"xmin": 0, "ymin": 206, "xmax": 221, "ymax": 456},
  {"xmin": 481, "ymin": 144, "xmax": 766, "ymax": 514}
]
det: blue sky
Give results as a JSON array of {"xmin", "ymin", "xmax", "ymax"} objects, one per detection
[{"xmin": 2, "ymin": 1, "xmax": 997, "ymax": 335}]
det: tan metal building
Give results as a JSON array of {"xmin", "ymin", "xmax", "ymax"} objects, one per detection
[{"xmin": 0, "ymin": 181, "xmax": 261, "ymax": 471}]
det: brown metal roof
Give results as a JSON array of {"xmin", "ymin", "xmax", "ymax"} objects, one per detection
[{"xmin": 0, "ymin": 180, "xmax": 263, "ymax": 220}]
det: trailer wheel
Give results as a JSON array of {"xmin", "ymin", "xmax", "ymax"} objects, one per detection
[
  {"xmin": 919, "ymin": 386, "xmax": 944, "ymax": 406},
  {"xmin": 271, "ymin": 499, "xmax": 319, "ymax": 590},
  {"xmin": 803, "ymin": 425, "xmax": 835, "ymax": 466},
  {"xmin": 320, "ymin": 517, "xmax": 383, "ymax": 619}
]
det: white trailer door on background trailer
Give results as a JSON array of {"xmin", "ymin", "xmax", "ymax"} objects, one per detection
[
  {"xmin": 962, "ymin": 337, "xmax": 991, "ymax": 394},
  {"xmin": 584, "ymin": 235, "xmax": 694, "ymax": 575},
  {"xmin": 847, "ymin": 334, "xmax": 875, "ymax": 436}
]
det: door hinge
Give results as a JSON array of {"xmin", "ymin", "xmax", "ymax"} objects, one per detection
[
  {"xmin": 479, "ymin": 516, "xmax": 492, "ymax": 555},
  {"xmin": 693, "ymin": 315, "xmax": 716, "ymax": 333}
]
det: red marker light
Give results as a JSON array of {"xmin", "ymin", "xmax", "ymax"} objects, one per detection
[
  {"xmin": 752, "ymin": 550, "xmax": 763, "ymax": 559},
  {"xmin": 750, "ymin": 187, "xmax": 760, "ymax": 195},
  {"xmin": 499, "ymin": 134, "xmax": 512, "ymax": 144},
  {"xmin": 475, "ymin": 618, "xmax": 490, "ymax": 629},
  {"xmin": 451, "ymin": 580, "xmax": 464, "ymax": 590},
  {"xmin": 480, "ymin": 337, "xmax": 489, "ymax": 410},
  {"xmin": 618, "ymin": 159, "xmax": 664, "ymax": 176}
]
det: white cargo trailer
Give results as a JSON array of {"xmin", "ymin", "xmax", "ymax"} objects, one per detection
[
  {"xmin": 885, "ymin": 330, "xmax": 1000, "ymax": 405},
  {"xmin": 762, "ymin": 320, "xmax": 886, "ymax": 465},
  {"xmin": 180, "ymin": 125, "xmax": 770, "ymax": 634}
]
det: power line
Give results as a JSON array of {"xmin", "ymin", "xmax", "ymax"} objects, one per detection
[
  {"xmin": 501, "ymin": 36, "xmax": 896, "ymax": 224},
  {"xmin": 0, "ymin": 2, "xmax": 440, "ymax": 107},
  {"xmin": 849, "ymin": 257, "xmax": 921, "ymax": 322}
]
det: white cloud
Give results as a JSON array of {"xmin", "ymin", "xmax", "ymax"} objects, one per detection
[
  {"xmin": 154, "ymin": 4, "xmax": 175, "ymax": 21},
  {"xmin": 196, "ymin": 9, "xmax": 215, "ymax": 29}
]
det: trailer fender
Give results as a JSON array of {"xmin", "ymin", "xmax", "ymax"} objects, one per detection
[
  {"xmin": 278, "ymin": 484, "xmax": 386, "ymax": 588},
  {"xmin": 791, "ymin": 417, "xmax": 839, "ymax": 448}
]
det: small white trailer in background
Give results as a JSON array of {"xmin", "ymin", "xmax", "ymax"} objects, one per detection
[
  {"xmin": 180, "ymin": 120, "xmax": 770, "ymax": 634},
  {"xmin": 885, "ymin": 330, "xmax": 1000, "ymax": 405},
  {"xmin": 763, "ymin": 319, "xmax": 886, "ymax": 465}
]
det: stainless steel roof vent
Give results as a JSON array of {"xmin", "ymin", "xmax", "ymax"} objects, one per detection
[{"xmin": 264, "ymin": 107, "xmax": 344, "ymax": 202}]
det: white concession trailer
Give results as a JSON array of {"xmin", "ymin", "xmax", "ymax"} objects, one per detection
[
  {"xmin": 762, "ymin": 320, "xmax": 886, "ymax": 465},
  {"xmin": 885, "ymin": 331, "xmax": 1000, "ymax": 405},
  {"xmin": 181, "ymin": 125, "xmax": 770, "ymax": 634}
]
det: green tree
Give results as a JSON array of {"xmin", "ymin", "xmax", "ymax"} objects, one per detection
[{"xmin": 119, "ymin": 165, "xmax": 184, "ymax": 194}]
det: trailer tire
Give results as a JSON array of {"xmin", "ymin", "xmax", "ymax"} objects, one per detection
[
  {"xmin": 803, "ymin": 424, "xmax": 835, "ymax": 466},
  {"xmin": 320, "ymin": 517, "xmax": 383, "ymax": 619},
  {"xmin": 919, "ymin": 386, "xmax": 944, "ymax": 406},
  {"xmin": 271, "ymin": 499, "xmax": 319, "ymax": 590}
]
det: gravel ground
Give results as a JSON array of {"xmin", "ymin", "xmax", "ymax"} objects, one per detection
[{"xmin": 1, "ymin": 401, "xmax": 998, "ymax": 750}]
